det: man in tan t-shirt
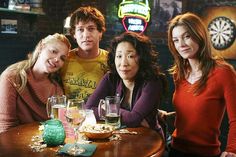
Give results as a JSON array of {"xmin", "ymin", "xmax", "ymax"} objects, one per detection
[{"xmin": 61, "ymin": 6, "xmax": 108, "ymax": 101}]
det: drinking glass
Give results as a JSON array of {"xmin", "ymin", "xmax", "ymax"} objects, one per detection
[
  {"xmin": 98, "ymin": 95, "xmax": 121, "ymax": 129},
  {"xmin": 46, "ymin": 95, "xmax": 67, "ymax": 119},
  {"xmin": 81, "ymin": 109, "xmax": 97, "ymax": 128},
  {"xmin": 65, "ymin": 99, "xmax": 86, "ymax": 155}
]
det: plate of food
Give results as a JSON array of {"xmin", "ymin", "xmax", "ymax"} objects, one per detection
[{"xmin": 81, "ymin": 124, "xmax": 114, "ymax": 139}]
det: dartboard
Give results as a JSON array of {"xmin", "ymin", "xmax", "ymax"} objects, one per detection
[{"xmin": 208, "ymin": 16, "xmax": 236, "ymax": 50}]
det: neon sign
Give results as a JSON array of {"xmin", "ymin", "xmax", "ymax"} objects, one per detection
[
  {"xmin": 122, "ymin": 16, "xmax": 147, "ymax": 33},
  {"xmin": 118, "ymin": 0, "xmax": 150, "ymax": 33},
  {"xmin": 118, "ymin": 0, "xmax": 150, "ymax": 22}
]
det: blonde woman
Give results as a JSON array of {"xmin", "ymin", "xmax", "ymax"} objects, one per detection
[{"xmin": 0, "ymin": 33, "xmax": 71, "ymax": 133}]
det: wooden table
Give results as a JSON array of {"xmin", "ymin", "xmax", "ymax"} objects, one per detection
[{"xmin": 0, "ymin": 122, "xmax": 165, "ymax": 157}]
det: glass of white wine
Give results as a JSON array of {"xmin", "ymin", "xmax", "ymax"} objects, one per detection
[{"xmin": 65, "ymin": 99, "xmax": 86, "ymax": 155}]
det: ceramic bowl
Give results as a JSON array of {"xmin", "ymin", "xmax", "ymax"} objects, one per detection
[{"xmin": 82, "ymin": 124, "xmax": 114, "ymax": 139}]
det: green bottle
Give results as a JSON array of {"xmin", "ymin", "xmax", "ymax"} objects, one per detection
[{"xmin": 42, "ymin": 119, "xmax": 65, "ymax": 146}]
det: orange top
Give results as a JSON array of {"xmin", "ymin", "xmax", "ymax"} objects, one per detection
[{"xmin": 172, "ymin": 66, "xmax": 236, "ymax": 155}]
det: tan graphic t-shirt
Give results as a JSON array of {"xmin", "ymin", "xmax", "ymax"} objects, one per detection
[{"xmin": 61, "ymin": 48, "xmax": 108, "ymax": 101}]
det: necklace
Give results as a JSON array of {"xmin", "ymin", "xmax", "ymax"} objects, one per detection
[{"xmin": 188, "ymin": 71, "xmax": 202, "ymax": 84}]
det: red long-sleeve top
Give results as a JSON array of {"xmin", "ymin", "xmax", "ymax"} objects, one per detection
[{"xmin": 172, "ymin": 65, "xmax": 236, "ymax": 155}]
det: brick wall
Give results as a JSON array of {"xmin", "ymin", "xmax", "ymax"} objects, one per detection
[
  {"xmin": 0, "ymin": 0, "xmax": 66, "ymax": 72},
  {"xmin": 1, "ymin": 0, "xmax": 235, "ymax": 71}
]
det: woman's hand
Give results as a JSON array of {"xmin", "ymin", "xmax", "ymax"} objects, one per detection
[
  {"xmin": 221, "ymin": 151, "xmax": 236, "ymax": 157},
  {"xmin": 158, "ymin": 109, "xmax": 176, "ymax": 120}
]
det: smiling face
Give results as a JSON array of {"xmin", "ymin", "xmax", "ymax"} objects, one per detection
[
  {"xmin": 74, "ymin": 21, "xmax": 102, "ymax": 53},
  {"xmin": 115, "ymin": 41, "xmax": 139, "ymax": 82},
  {"xmin": 35, "ymin": 40, "xmax": 69, "ymax": 74},
  {"xmin": 172, "ymin": 25, "xmax": 199, "ymax": 60}
]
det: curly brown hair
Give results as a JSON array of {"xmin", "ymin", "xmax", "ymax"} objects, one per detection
[
  {"xmin": 69, "ymin": 6, "xmax": 106, "ymax": 36},
  {"xmin": 108, "ymin": 32, "xmax": 168, "ymax": 98}
]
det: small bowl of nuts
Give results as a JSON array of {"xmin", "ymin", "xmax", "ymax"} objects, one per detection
[{"xmin": 81, "ymin": 124, "xmax": 114, "ymax": 139}]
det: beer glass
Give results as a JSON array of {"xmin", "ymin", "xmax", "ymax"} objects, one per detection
[
  {"xmin": 46, "ymin": 95, "xmax": 67, "ymax": 119},
  {"xmin": 98, "ymin": 96, "xmax": 121, "ymax": 129}
]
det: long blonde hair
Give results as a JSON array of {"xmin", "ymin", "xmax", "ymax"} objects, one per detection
[
  {"xmin": 5, "ymin": 33, "xmax": 71, "ymax": 92},
  {"xmin": 167, "ymin": 12, "xmax": 216, "ymax": 94}
]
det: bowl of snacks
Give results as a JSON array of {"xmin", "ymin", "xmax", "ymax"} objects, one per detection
[{"xmin": 81, "ymin": 124, "xmax": 114, "ymax": 139}]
